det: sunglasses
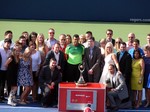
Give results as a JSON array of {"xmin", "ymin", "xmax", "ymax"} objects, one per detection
[
  {"xmin": 49, "ymin": 32, "xmax": 54, "ymax": 34},
  {"xmin": 107, "ymin": 33, "xmax": 112, "ymax": 35},
  {"xmin": 128, "ymin": 37, "xmax": 134, "ymax": 38},
  {"xmin": 116, "ymin": 41, "xmax": 121, "ymax": 44}
]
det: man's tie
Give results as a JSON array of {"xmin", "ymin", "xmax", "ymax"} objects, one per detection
[
  {"xmin": 89, "ymin": 48, "xmax": 93, "ymax": 59},
  {"xmin": 112, "ymin": 77, "xmax": 115, "ymax": 88}
]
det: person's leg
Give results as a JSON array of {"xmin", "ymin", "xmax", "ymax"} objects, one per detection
[
  {"xmin": 20, "ymin": 86, "xmax": 31, "ymax": 104},
  {"xmin": 24, "ymin": 86, "xmax": 31, "ymax": 103},
  {"xmin": 88, "ymin": 74, "xmax": 94, "ymax": 82},
  {"xmin": 7, "ymin": 86, "xmax": 18, "ymax": 106},
  {"xmin": 132, "ymin": 90, "xmax": 137, "ymax": 107},
  {"xmin": 135, "ymin": 90, "xmax": 142, "ymax": 108},
  {"xmin": 41, "ymin": 85, "xmax": 51, "ymax": 106},
  {"xmin": 32, "ymin": 72, "xmax": 38, "ymax": 102},
  {"xmin": 11, "ymin": 86, "xmax": 18, "ymax": 102},
  {"xmin": 148, "ymin": 89, "xmax": 150, "ymax": 106},
  {"xmin": 0, "ymin": 70, "xmax": 6, "ymax": 101},
  {"xmin": 65, "ymin": 63, "xmax": 74, "ymax": 82},
  {"xmin": 107, "ymin": 91, "xmax": 118, "ymax": 108},
  {"xmin": 145, "ymin": 89, "xmax": 150, "ymax": 107}
]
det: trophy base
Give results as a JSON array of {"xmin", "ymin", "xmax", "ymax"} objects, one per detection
[{"xmin": 75, "ymin": 83, "xmax": 87, "ymax": 87}]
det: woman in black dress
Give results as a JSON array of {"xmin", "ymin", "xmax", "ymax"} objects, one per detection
[{"xmin": 5, "ymin": 42, "xmax": 22, "ymax": 106}]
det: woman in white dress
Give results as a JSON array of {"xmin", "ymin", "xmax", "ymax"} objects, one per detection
[{"xmin": 99, "ymin": 42, "xmax": 120, "ymax": 84}]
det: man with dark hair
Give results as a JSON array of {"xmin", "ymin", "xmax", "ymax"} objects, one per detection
[
  {"xmin": 117, "ymin": 42, "xmax": 132, "ymax": 101},
  {"xmin": 44, "ymin": 42, "xmax": 66, "ymax": 80},
  {"xmin": 65, "ymin": 34, "xmax": 84, "ymax": 82},
  {"xmin": 83, "ymin": 37, "xmax": 103, "ymax": 82},
  {"xmin": 0, "ymin": 38, "xmax": 12, "ymax": 102},
  {"xmin": 106, "ymin": 64, "xmax": 129, "ymax": 111},
  {"xmin": 0, "ymin": 30, "xmax": 14, "ymax": 49},
  {"xmin": 39, "ymin": 58, "xmax": 61, "ymax": 107},
  {"xmin": 84, "ymin": 31, "xmax": 99, "ymax": 48},
  {"xmin": 18, "ymin": 35, "xmax": 28, "ymax": 53},
  {"xmin": 128, "ymin": 39, "xmax": 144, "ymax": 58}
]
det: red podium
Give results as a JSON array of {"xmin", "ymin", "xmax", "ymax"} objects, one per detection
[{"xmin": 58, "ymin": 82, "xmax": 106, "ymax": 112}]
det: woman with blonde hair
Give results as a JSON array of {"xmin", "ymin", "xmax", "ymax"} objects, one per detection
[
  {"xmin": 114, "ymin": 37, "xmax": 123, "ymax": 52},
  {"xmin": 99, "ymin": 42, "xmax": 120, "ymax": 84},
  {"xmin": 36, "ymin": 33, "xmax": 49, "ymax": 65},
  {"xmin": 99, "ymin": 38, "xmax": 107, "ymax": 56},
  {"xmin": 17, "ymin": 47, "xmax": 33, "ymax": 104},
  {"xmin": 79, "ymin": 34, "xmax": 86, "ymax": 45},
  {"xmin": 5, "ymin": 42, "xmax": 22, "ymax": 106}
]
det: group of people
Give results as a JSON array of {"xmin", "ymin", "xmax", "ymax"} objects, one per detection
[{"xmin": 0, "ymin": 29, "xmax": 150, "ymax": 111}]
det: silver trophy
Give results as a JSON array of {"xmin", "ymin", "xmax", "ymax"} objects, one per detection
[{"xmin": 76, "ymin": 63, "xmax": 87, "ymax": 86}]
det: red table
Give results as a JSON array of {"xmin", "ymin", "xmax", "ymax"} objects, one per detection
[{"xmin": 58, "ymin": 82, "xmax": 106, "ymax": 112}]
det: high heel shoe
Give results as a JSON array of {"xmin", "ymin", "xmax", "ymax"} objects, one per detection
[
  {"xmin": 135, "ymin": 103, "xmax": 140, "ymax": 109},
  {"xmin": 144, "ymin": 102, "xmax": 149, "ymax": 108}
]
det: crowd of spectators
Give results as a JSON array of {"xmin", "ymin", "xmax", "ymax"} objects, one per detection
[{"xmin": 0, "ymin": 29, "xmax": 150, "ymax": 110}]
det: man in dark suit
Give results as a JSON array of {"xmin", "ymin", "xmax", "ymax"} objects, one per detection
[
  {"xmin": 83, "ymin": 37, "xmax": 103, "ymax": 82},
  {"xmin": 116, "ymin": 42, "xmax": 132, "ymax": 94},
  {"xmin": 39, "ymin": 58, "xmax": 61, "ymax": 107},
  {"xmin": 105, "ymin": 29, "xmax": 115, "ymax": 46},
  {"xmin": 44, "ymin": 43, "xmax": 66, "ymax": 80},
  {"xmin": 106, "ymin": 64, "xmax": 129, "ymax": 111}
]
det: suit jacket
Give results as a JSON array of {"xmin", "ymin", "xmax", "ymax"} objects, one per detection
[
  {"xmin": 116, "ymin": 51, "xmax": 132, "ymax": 80},
  {"xmin": 44, "ymin": 50, "xmax": 66, "ymax": 72},
  {"xmin": 39, "ymin": 65, "xmax": 61, "ymax": 86},
  {"xmin": 83, "ymin": 46, "xmax": 103, "ymax": 82},
  {"xmin": 0, "ymin": 52, "xmax": 1, "ymax": 68},
  {"xmin": 106, "ymin": 72, "xmax": 128, "ymax": 100},
  {"xmin": 112, "ymin": 38, "xmax": 115, "ymax": 46}
]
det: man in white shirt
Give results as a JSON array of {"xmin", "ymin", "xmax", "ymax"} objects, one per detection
[
  {"xmin": 126, "ymin": 33, "xmax": 135, "ymax": 51},
  {"xmin": 0, "ymin": 30, "xmax": 14, "ymax": 49},
  {"xmin": 0, "ymin": 38, "xmax": 12, "ymax": 102},
  {"xmin": 45, "ymin": 28, "xmax": 58, "ymax": 50}
]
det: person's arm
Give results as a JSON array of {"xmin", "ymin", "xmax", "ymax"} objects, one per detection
[
  {"xmin": 139, "ymin": 58, "xmax": 145, "ymax": 84},
  {"xmin": 39, "ymin": 66, "xmax": 45, "ymax": 85},
  {"xmin": 43, "ymin": 51, "xmax": 52, "ymax": 66},
  {"xmin": 111, "ymin": 53, "xmax": 120, "ymax": 71},
  {"xmin": 44, "ymin": 44, "xmax": 49, "ymax": 54},
  {"xmin": 4, "ymin": 56, "xmax": 12, "ymax": 68},
  {"xmin": 51, "ymin": 70, "xmax": 62, "ymax": 87},
  {"xmin": 115, "ymin": 73, "xmax": 125, "ymax": 91},
  {"xmin": 36, "ymin": 51, "xmax": 42, "ymax": 76},
  {"xmin": 91, "ymin": 48, "xmax": 101, "ymax": 70},
  {"xmin": 125, "ymin": 53, "xmax": 132, "ymax": 75},
  {"xmin": 30, "ymin": 57, "xmax": 32, "ymax": 75},
  {"xmin": 89, "ymin": 48, "xmax": 101, "ymax": 74}
]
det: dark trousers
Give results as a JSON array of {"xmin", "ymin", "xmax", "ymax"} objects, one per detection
[
  {"xmin": 40, "ymin": 85, "xmax": 58, "ymax": 106},
  {"xmin": 65, "ymin": 63, "xmax": 80, "ymax": 82},
  {"xmin": 107, "ymin": 91, "xmax": 121, "ymax": 107},
  {"xmin": 0, "ymin": 70, "xmax": 7, "ymax": 99}
]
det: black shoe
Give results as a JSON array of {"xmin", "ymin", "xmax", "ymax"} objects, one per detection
[
  {"xmin": 41, "ymin": 103, "xmax": 48, "ymax": 108},
  {"xmin": 52, "ymin": 105, "xmax": 58, "ymax": 108},
  {"xmin": 0, "ymin": 99, "xmax": 4, "ymax": 103},
  {"xmin": 43, "ymin": 105, "xmax": 48, "ymax": 108},
  {"xmin": 112, "ymin": 106, "xmax": 118, "ymax": 111},
  {"xmin": 107, "ymin": 106, "xmax": 111, "ymax": 109},
  {"xmin": 1, "ymin": 97, "xmax": 7, "ymax": 101}
]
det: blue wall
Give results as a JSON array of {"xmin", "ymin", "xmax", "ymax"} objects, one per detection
[{"xmin": 0, "ymin": 0, "xmax": 150, "ymax": 22}]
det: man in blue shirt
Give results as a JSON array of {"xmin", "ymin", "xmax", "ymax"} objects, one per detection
[{"xmin": 128, "ymin": 39, "xmax": 144, "ymax": 58}]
